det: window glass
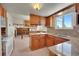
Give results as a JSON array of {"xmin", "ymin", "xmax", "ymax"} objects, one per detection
[
  {"xmin": 64, "ymin": 13, "xmax": 72, "ymax": 28},
  {"xmin": 55, "ymin": 16, "xmax": 63, "ymax": 29}
]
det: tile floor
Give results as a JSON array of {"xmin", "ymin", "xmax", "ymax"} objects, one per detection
[{"xmin": 11, "ymin": 35, "xmax": 49, "ymax": 56}]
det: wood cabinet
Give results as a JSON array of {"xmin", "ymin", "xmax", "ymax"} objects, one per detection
[
  {"xmin": 31, "ymin": 35, "xmax": 40, "ymax": 50},
  {"xmin": 31, "ymin": 35, "xmax": 46, "ymax": 50},
  {"xmin": 54, "ymin": 37, "xmax": 67, "ymax": 45},
  {"xmin": 0, "ymin": 4, "xmax": 6, "ymax": 17},
  {"xmin": 0, "ymin": 5, "xmax": 4, "ymax": 16},
  {"xmin": 31, "ymin": 34, "xmax": 68, "ymax": 50},
  {"xmin": 39, "ymin": 35, "xmax": 46, "ymax": 48},
  {"xmin": 30, "ymin": 14, "xmax": 40, "ymax": 25},
  {"xmin": 46, "ymin": 35, "xmax": 55, "ymax": 47},
  {"xmin": 45, "ymin": 16, "xmax": 51, "ymax": 27},
  {"xmin": 46, "ymin": 35, "xmax": 68, "ymax": 46},
  {"xmin": 45, "ymin": 16, "xmax": 55, "ymax": 27},
  {"xmin": 30, "ymin": 14, "xmax": 46, "ymax": 26}
]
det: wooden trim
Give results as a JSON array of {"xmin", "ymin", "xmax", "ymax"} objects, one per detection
[{"xmin": 46, "ymin": 4, "xmax": 75, "ymax": 17}]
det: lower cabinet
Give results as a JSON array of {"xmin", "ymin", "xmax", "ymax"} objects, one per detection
[
  {"xmin": 39, "ymin": 35, "xmax": 46, "ymax": 48},
  {"xmin": 55, "ymin": 37, "xmax": 66, "ymax": 45},
  {"xmin": 31, "ymin": 35, "xmax": 40, "ymax": 50},
  {"xmin": 31, "ymin": 35, "xmax": 46, "ymax": 50},
  {"xmin": 31, "ymin": 34, "xmax": 67, "ymax": 50},
  {"xmin": 46, "ymin": 35, "xmax": 55, "ymax": 47}
]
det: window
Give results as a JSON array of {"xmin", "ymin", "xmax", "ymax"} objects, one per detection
[
  {"xmin": 55, "ymin": 16, "xmax": 63, "ymax": 29},
  {"xmin": 55, "ymin": 13, "xmax": 73, "ymax": 29},
  {"xmin": 64, "ymin": 13, "xmax": 73, "ymax": 28},
  {"xmin": 55, "ymin": 12, "xmax": 73, "ymax": 29}
]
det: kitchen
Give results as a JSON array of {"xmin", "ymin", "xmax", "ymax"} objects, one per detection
[{"xmin": 0, "ymin": 3, "xmax": 79, "ymax": 56}]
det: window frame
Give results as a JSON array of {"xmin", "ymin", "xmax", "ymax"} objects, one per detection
[
  {"xmin": 55, "ymin": 12, "xmax": 74, "ymax": 29},
  {"xmin": 55, "ymin": 15, "xmax": 63, "ymax": 29}
]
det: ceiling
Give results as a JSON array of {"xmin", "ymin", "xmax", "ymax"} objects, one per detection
[{"xmin": 2, "ymin": 3, "xmax": 73, "ymax": 17}]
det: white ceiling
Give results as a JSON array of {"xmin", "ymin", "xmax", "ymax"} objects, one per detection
[{"xmin": 2, "ymin": 3, "xmax": 73, "ymax": 17}]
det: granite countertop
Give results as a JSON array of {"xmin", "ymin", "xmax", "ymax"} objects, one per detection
[
  {"xmin": 29, "ymin": 32, "xmax": 79, "ymax": 40},
  {"xmin": 47, "ymin": 33, "xmax": 79, "ymax": 40},
  {"xmin": 48, "ymin": 40, "xmax": 79, "ymax": 56},
  {"xmin": 48, "ymin": 41, "xmax": 71, "ymax": 56}
]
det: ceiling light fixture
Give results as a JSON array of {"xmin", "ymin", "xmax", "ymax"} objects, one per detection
[{"xmin": 32, "ymin": 3, "xmax": 42, "ymax": 11}]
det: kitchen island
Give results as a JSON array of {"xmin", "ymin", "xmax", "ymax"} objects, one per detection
[
  {"xmin": 30, "ymin": 32, "xmax": 79, "ymax": 56},
  {"xmin": 30, "ymin": 33, "xmax": 69, "ymax": 51}
]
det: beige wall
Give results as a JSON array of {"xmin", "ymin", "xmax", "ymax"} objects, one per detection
[
  {"xmin": 0, "ymin": 17, "xmax": 2, "ymax": 56},
  {"xmin": 4, "ymin": 12, "xmax": 15, "ymax": 56},
  {"xmin": 0, "ymin": 29, "xmax": 2, "ymax": 56},
  {"xmin": 47, "ymin": 24, "xmax": 79, "ymax": 37},
  {"xmin": 47, "ymin": 28, "xmax": 73, "ymax": 35}
]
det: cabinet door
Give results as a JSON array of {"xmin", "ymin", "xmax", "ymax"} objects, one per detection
[
  {"xmin": 45, "ymin": 16, "xmax": 54, "ymax": 27},
  {"xmin": 39, "ymin": 35, "xmax": 46, "ymax": 48},
  {"xmin": 30, "ymin": 14, "xmax": 40, "ymax": 25},
  {"xmin": 0, "ymin": 5, "xmax": 6, "ymax": 17},
  {"xmin": 55, "ymin": 37, "xmax": 65, "ymax": 45},
  {"xmin": 46, "ymin": 35, "xmax": 55, "ymax": 47},
  {"xmin": 31, "ymin": 35, "xmax": 40, "ymax": 50},
  {"xmin": 45, "ymin": 17, "xmax": 51, "ymax": 27}
]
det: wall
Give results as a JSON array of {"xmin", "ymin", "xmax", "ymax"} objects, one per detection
[
  {"xmin": 0, "ymin": 17, "xmax": 2, "ymax": 56},
  {"xmin": 5, "ymin": 12, "xmax": 15, "ymax": 56},
  {"xmin": 0, "ymin": 4, "xmax": 4, "ymax": 56},
  {"xmin": 7, "ymin": 13, "xmax": 31, "ymax": 50},
  {"xmin": 12, "ymin": 14, "xmax": 30, "ymax": 28}
]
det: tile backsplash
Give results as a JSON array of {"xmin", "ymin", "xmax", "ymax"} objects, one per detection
[{"xmin": 47, "ymin": 25, "xmax": 79, "ymax": 37}]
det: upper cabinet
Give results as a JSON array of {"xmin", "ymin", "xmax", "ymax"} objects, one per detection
[
  {"xmin": 0, "ymin": 4, "xmax": 7, "ymax": 27},
  {"xmin": 45, "ymin": 16, "xmax": 55, "ymax": 27},
  {"xmin": 0, "ymin": 5, "xmax": 4, "ymax": 16},
  {"xmin": 0, "ymin": 5, "xmax": 6, "ymax": 17},
  {"xmin": 30, "ymin": 14, "xmax": 46, "ymax": 26},
  {"xmin": 30, "ymin": 14, "xmax": 40, "ymax": 25},
  {"xmin": 40, "ymin": 17, "xmax": 46, "ymax": 26}
]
